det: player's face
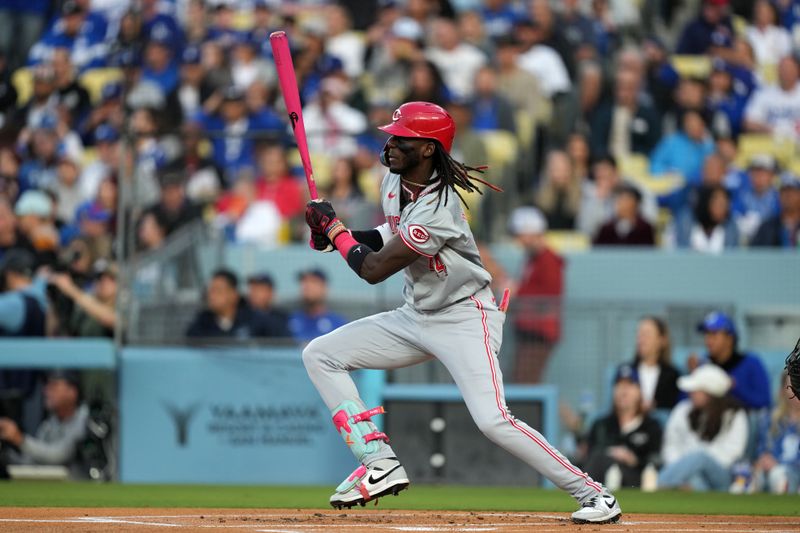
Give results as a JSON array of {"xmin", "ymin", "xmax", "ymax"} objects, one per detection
[{"xmin": 385, "ymin": 136, "xmax": 433, "ymax": 174}]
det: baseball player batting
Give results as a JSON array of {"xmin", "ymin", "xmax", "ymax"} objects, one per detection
[{"xmin": 303, "ymin": 101, "xmax": 622, "ymax": 524}]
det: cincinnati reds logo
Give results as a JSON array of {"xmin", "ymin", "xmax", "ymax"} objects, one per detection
[
  {"xmin": 408, "ymin": 224, "xmax": 430, "ymax": 244},
  {"xmin": 288, "ymin": 111, "xmax": 299, "ymax": 130},
  {"xmin": 392, "ymin": 109, "xmax": 402, "ymax": 121}
]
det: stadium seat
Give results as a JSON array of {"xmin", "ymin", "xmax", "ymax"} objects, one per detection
[
  {"xmin": 670, "ymin": 55, "xmax": 712, "ymax": 79},
  {"xmin": 736, "ymin": 134, "xmax": 796, "ymax": 168},
  {"xmin": 619, "ymin": 154, "xmax": 650, "ymax": 180},
  {"xmin": 633, "ymin": 174, "xmax": 685, "ymax": 197},
  {"xmin": 79, "ymin": 68, "xmax": 123, "ymax": 105},
  {"xmin": 514, "ymin": 110, "xmax": 536, "ymax": 149},
  {"xmin": 11, "ymin": 67, "xmax": 33, "ymax": 105},
  {"xmin": 544, "ymin": 231, "xmax": 590, "ymax": 253}
]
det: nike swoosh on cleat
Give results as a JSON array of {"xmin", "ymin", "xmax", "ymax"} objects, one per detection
[
  {"xmin": 367, "ymin": 464, "xmax": 402, "ymax": 485},
  {"xmin": 603, "ymin": 496, "xmax": 617, "ymax": 508}
]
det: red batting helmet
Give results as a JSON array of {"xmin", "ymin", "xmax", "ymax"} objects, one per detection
[{"xmin": 378, "ymin": 101, "xmax": 455, "ymax": 153}]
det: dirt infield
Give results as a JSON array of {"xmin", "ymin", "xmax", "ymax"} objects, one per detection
[{"xmin": 0, "ymin": 508, "xmax": 799, "ymax": 533}]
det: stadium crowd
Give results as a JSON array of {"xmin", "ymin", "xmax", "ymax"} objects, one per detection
[{"xmin": 0, "ymin": 0, "xmax": 799, "ymax": 487}]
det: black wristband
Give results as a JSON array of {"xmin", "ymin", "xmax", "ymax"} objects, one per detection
[{"xmin": 346, "ymin": 244, "xmax": 372, "ymax": 275}]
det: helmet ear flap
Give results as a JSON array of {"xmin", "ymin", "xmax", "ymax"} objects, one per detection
[{"xmin": 379, "ymin": 139, "xmax": 390, "ymax": 167}]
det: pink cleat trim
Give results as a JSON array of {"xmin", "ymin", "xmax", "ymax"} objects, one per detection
[
  {"xmin": 348, "ymin": 465, "xmax": 367, "ymax": 482},
  {"xmin": 357, "ymin": 483, "xmax": 371, "ymax": 501}
]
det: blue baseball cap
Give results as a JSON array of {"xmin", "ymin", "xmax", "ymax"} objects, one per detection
[
  {"xmin": 247, "ymin": 272, "xmax": 274, "ymax": 286},
  {"xmin": 101, "ymin": 81, "xmax": 122, "ymax": 102},
  {"xmin": 181, "ymin": 45, "xmax": 201, "ymax": 65},
  {"xmin": 95, "ymin": 124, "xmax": 119, "ymax": 143},
  {"xmin": 697, "ymin": 311, "xmax": 737, "ymax": 336},
  {"xmin": 297, "ymin": 268, "xmax": 327, "ymax": 282},
  {"xmin": 614, "ymin": 364, "xmax": 640, "ymax": 385}
]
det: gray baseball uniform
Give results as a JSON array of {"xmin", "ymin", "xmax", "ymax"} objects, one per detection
[{"xmin": 302, "ymin": 172, "xmax": 603, "ymax": 505}]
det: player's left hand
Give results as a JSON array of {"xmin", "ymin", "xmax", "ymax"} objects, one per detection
[{"xmin": 306, "ymin": 200, "xmax": 346, "ymax": 241}]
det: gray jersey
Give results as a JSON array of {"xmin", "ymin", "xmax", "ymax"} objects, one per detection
[{"xmin": 378, "ymin": 172, "xmax": 492, "ymax": 311}]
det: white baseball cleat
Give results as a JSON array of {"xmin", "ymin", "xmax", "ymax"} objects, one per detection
[
  {"xmin": 330, "ymin": 457, "xmax": 410, "ymax": 510},
  {"xmin": 571, "ymin": 490, "xmax": 622, "ymax": 524}
]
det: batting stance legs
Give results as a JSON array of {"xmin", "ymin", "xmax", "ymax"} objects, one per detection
[{"xmin": 302, "ymin": 290, "xmax": 606, "ymax": 510}]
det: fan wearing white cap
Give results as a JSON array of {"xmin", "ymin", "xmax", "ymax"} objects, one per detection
[
  {"xmin": 507, "ymin": 207, "xmax": 564, "ymax": 384},
  {"xmin": 657, "ymin": 365, "xmax": 749, "ymax": 491}
]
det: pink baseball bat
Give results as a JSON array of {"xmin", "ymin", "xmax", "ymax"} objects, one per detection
[{"xmin": 270, "ymin": 31, "xmax": 318, "ymax": 200}]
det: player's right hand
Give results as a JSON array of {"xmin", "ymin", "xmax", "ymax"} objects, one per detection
[{"xmin": 309, "ymin": 230, "xmax": 335, "ymax": 253}]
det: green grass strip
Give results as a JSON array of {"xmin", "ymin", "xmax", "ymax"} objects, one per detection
[{"xmin": 0, "ymin": 482, "xmax": 797, "ymax": 516}]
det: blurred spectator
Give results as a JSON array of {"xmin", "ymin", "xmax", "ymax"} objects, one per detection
[
  {"xmin": 673, "ymin": 185, "xmax": 739, "ymax": 252},
  {"xmin": 176, "ymin": 46, "xmax": 213, "ymax": 120},
  {"xmin": 707, "ymin": 60, "xmax": 751, "ymax": 139},
  {"xmin": 582, "ymin": 364, "xmax": 663, "ymax": 489},
  {"xmin": 676, "ymin": 0, "xmax": 735, "ymax": 57},
  {"xmin": 49, "ymin": 151, "xmax": 84, "ymax": 225},
  {"xmin": 747, "ymin": 0, "xmax": 792, "ymax": 70},
  {"xmin": 0, "ymin": 0, "xmax": 48, "ymax": 71},
  {"xmin": 49, "ymin": 262, "xmax": 117, "ymax": 338},
  {"xmin": 27, "ymin": 0, "xmax": 108, "ymax": 72},
  {"xmin": 196, "ymin": 85, "xmax": 284, "ymax": 185},
  {"xmin": 288, "ymin": 269, "xmax": 347, "ymax": 343},
  {"xmin": 293, "ymin": 28, "xmax": 344, "ymax": 104},
  {"xmin": 426, "ymin": 17, "xmax": 486, "ymax": 100},
  {"xmin": 0, "ymin": 198, "xmax": 36, "ymax": 260},
  {"xmin": 230, "ymin": 33, "xmax": 275, "ymax": 92},
  {"xmin": 246, "ymin": 273, "xmax": 289, "ymax": 337},
  {"xmin": 650, "ymin": 110, "xmax": 715, "ymax": 184},
  {"xmin": 743, "ymin": 56, "xmax": 800, "ymax": 141},
  {"xmin": 658, "ymin": 365, "xmax": 748, "ymax": 491},
  {"xmin": 365, "ymin": 16, "xmax": 424, "ymax": 105},
  {"xmin": 176, "ymin": 124, "xmax": 223, "ymax": 205},
  {"xmin": 50, "ymin": 48, "xmax": 91, "ymax": 128},
  {"xmin": 14, "ymin": 190, "xmax": 59, "ymax": 266},
  {"xmin": 515, "ymin": 19, "xmax": 571, "ymax": 99},
  {"xmin": 567, "ymin": 133, "xmax": 591, "ymax": 183},
  {"xmin": 79, "ymin": 125, "xmax": 119, "ymax": 203},
  {"xmin": 696, "ymin": 311, "xmax": 771, "ymax": 410},
  {"xmin": 747, "ymin": 372, "xmax": 800, "ymax": 494},
  {"xmin": 577, "ymin": 154, "xmax": 620, "ymax": 238},
  {"xmin": 470, "ymin": 66, "xmax": 516, "ymax": 133},
  {"xmin": 105, "ymin": 8, "xmax": 144, "ymax": 70},
  {"xmin": 18, "ymin": 114, "xmax": 61, "ymax": 192},
  {"xmin": 643, "ymin": 37, "xmax": 679, "ymax": 118},
  {"xmin": 507, "ymin": 207, "xmax": 563, "ymax": 384},
  {"xmin": 560, "ymin": 0, "xmax": 598, "ymax": 62},
  {"xmin": 480, "ymin": 0, "xmax": 526, "ymax": 41},
  {"xmin": 326, "ymin": 157, "xmax": 379, "ymax": 230},
  {"xmin": 404, "ymin": 60, "xmax": 451, "ymax": 109},
  {"xmin": 127, "ymin": 106, "xmax": 166, "ymax": 207},
  {"xmin": 18, "ymin": 65, "xmax": 58, "ymax": 131},
  {"xmin": 734, "ymin": 154, "xmax": 781, "ymax": 243},
  {"xmin": 630, "ymin": 316, "xmax": 681, "ymax": 412},
  {"xmin": 199, "ymin": 40, "xmax": 233, "ymax": 95},
  {"xmin": 0, "ymin": 370, "xmax": 89, "ymax": 479},
  {"xmin": 303, "ymin": 76, "xmax": 367, "ymax": 158},
  {"xmin": 494, "ymin": 35, "xmax": 549, "ymax": 128},
  {"xmin": 589, "ymin": 69, "xmax": 661, "ymax": 160},
  {"xmin": 0, "ymin": 148, "xmax": 19, "ymax": 203},
  {"xmin": 186, "ymin": 268, "xmax": 282, "ymax": 339},
  {"xmin": 140, "ymin": 0, "xmax": 183, "ymax": 51},
  {"xmin": 253, "ymin": 144, "xmax": 304, "ymax": 222},
  {"xmin": 535, "ymin": 150, "xmax": 580, "ymax": 230},
  {"xmin": 216, "ymin": 178, "xmax": 281, "ymax": 246},
  {"xmin": 593, "ymin": 183, "xmax": 656, "ymax": 246},
  {"xmin": 325, "ymin": 4, "xmax": 366, "ymax": 78},
  {"xmin": 136, "ymin": 212, "xmax": 166, "ymax": 253},
  {"xmin": 206, "ymin": 1, "xmax": 240, "ymax": 52},
  {"xmin": 458, "ymin": 10, "xmax": 493, "ymax": 58},
  {"xmin": 446, "ymin": 100, "xmax": 489, "ymax": 172},
  {"xmin": 142, "ymin": 166, "xmax": 202, "ymax": 237},
  {"xmin": 80, "ymin": 83, "xmax": 125, "ymax": 144},
  {"xmin": 751, "ymin": 176, "xmax": 800, "ymax": 247},
  {"xmin": 0, "ymin": 249, "xmax": 46, "ymax": 336}
]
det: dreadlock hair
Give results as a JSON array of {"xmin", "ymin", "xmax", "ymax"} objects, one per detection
[{"xmin": 430, "ymin": 142, "xmax": 502, "ymax": 209}]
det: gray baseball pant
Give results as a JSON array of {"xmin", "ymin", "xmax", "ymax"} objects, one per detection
[{"xmin": 302, "ymin": 289, "xmax": 603, "ymax": 504}]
